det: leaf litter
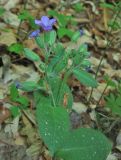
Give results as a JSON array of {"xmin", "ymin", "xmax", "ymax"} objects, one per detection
[{"xmin": 0, "ymin": 0, "xmax": 121, "ymax": 160}]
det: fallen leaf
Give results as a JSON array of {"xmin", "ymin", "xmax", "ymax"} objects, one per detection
[
  {"xmin": 3, "ymin": 0, "xmax": 19, "ymax": 10},
  {"xmin": 106, "ymin": 154, "xmax": 118, "ymax": 160},
  {"xmin": 0, "ymin": 31, "xmax": 16, "ymax": 46},
  {"xmin": 4, "ymin": 116, "xmax": 20, "ymax": 136},
  {"xmin": 72, "ymin": 102, "xmax": 87, "ymax": 113},
  {"xmin": 3, "ymin": 11, "xmax": 20, "ymax": 27},
  {"xmin": 116, "ymin": 130, "xmax": 121, "ymax": 145}
]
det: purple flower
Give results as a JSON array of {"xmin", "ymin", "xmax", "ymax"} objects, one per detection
[
  {"xmin": 35, "ymin": 16, "xmax": 56, "ymax": 31},
  {"xmin": 29, "ymin": 29, "xmax": 40, "ymax": 38}
]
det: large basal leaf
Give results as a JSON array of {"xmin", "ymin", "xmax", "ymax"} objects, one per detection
[
  {"xmin": 35, "ymin": 91, "xmax": 112, "ymax": 160},
  {"xmin": 73, "ymin": 69, "xmax": 98, "ymax": 88},
  {"xmin": 56, "ymin": 128, "xmax": 112, "ymax": 160},
  {"xmin": 35, "ymin": 93, "xmax": 70, "ymax": 155}
]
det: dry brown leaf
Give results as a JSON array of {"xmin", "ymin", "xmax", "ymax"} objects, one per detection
[
  {"xmin": 72, "ymin": 102, "xmax": 87, "ymax": 114},
  {"xmin": 0, "ymin": 31, "xmax": 16, "ymax": 46},
  {"xmin": 90, "ymin": 82, "xmax": 113, "ymax": 101},
  {"xmin": 106, "ymin": 154, "xmax": 118, "ymax": 160},
  {"xmin": 3, "ymin": 0, "xmax": 19, "ymax": 10},
  {"xmin": 3, "ymin": 11, "xmax": 20, "ymax": 27}
]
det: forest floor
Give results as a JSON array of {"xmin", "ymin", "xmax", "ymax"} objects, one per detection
[{"xmin": 0, "ymin": 0, "xmax": 121, "ymax": 160}]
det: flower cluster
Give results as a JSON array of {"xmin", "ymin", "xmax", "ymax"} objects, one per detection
[{"xmin": 29, "ymin": 16, "xmax": 56, "ymax": 38}]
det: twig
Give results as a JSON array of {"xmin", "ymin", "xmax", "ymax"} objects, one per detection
[
  {"xmin": 0, "ymin": 139, "xmax": 14, "ymax": 146},
  {"xmin": 104, "ymin": 118, "xmax": 121, "ymax": 133}
]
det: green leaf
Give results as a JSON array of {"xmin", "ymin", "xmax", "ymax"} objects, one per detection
[
  {"xmin": 108, "ymin": 20, "xmax": 121, "ymax": 30},
  {"xmin": 10, "ymin": 84, "xmax": 19, "ymax": 101},
  {"xmin": 57, "ymin": 28, "xmax": 74, "ymax": 39},
  {"xmin": 47, "ymin": 49, "xmax": 70, "ymax": 75},
  {"xmin": 35, "ymin": 97, "xmax": 70, "ymax": 155},
  {"xmin": 104, "ymin": 75, "xmax": 116, "ymax": 87},
  {"xmin": 47, "ymin": 53, "xmax": 68, "ymax": 75},
  {"xmin": 15, "ymin": 96, "xmax": 29, "ymax": 107},
  {"xmin": 44, "ymin": 30, "xmax": 56, "ymax": 45},
  {"xmin": 35, "ymin": 91, "xmax": 112, "ymax": 160},
  {"xmin": 28, "ymin": 18, "xmax": 38, "ymax": 29},
  {"xmin": 19, "ymin": 81, "xmax": 40, "ymax": 92},
  {"xmin": 81, "ymin": 60, "xmax": 91, "ymax": 68},
  {"xmin": 18, "ymin": 10, "xmax": 33, "ymax": 20},
  {"xmin": 47, "ymin": 10, "xmax": 58, "ymax": 17},
  {"xmin": 0, "ymin": 7, "xmax": 5, "ymax": 16},
  {"xmin": 8, "ymin": 43, "xmax": 24, "ymax": 54},
  {"xmin": 10, "ymin": 106, "xmax": 20, "ymax": 118},
  {"xmin": 105, "ymin": 93, "xmax": 121, "ymax": 116},
  {"xmin": 48, "ymin": 77, "xmax": 73, "ymax": 108},
  {"xmin": 73, "ymin": 3, "xmax": 85, "ymax": 12},
  {"xmin": 71, "ymin": 31, "xmax": 80, "ymax": 42},
  {"xmin": 78, "ymin": 44, "xmax": 88, "ymax": 54},
  {"xmin": 48, "ymin": 10, "xmax": 72, "ymax": 27},
  {"xmin": 34, "ymin": 90, "xmax": 51, "ymax": 107},
  {"xmin": 47, "ymin": 43, "xmax": 65, "ymax": 74},
  {"xmin": 24, "ymin": 48, "xmax": 40, "ymax": 61},
  {"xmin": 56, "ymin": 128, "xmax": 112, "ymax": 160},
  {"xmin": 35, "ymin": 35, "xmax": 45, "ymax": 48},
  {"xmin": 73, "ymin": 69, "xmax": 98, "ymax": 87},
  {"xmin": 52, "ymin": 58, "xmax": 67, "ymax": 74},
  {"xmin": 77, "ymin": 44, "xmax": 90, "ymax": 59},
  {"xmin": 100, "ymin": 2, "xmax": 115, "ymax": 10},
  {"xmin": 18, "ymin": 10, "xmax": 38, "ymax": 29},
  {"xmin": 57, "ymin": 14, "xmax": 71, "ymax": 27}
]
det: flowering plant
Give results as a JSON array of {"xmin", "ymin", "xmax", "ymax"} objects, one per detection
[{"xmin": 15, "ymin": 16, "xmax": 112, "ymax": 160}]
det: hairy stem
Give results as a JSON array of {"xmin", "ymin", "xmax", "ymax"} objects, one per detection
[{"xmin": 56, "ymin": 70, "xmax": 71, "ymax": 106}]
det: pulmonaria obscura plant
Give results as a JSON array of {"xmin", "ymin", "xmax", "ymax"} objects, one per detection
[{"xmin": 15, "ymin": 16, "xmax": 112, "ymax": 160}]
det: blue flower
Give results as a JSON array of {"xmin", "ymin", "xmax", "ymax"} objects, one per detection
[
  {"xmin": 35, "ymin": 16, "xmax": 56, "ymax": 31},
  {"xmin": 15, "ymin": 81, "xmax": 22, "ymax": 89},
  {"xmin": 85, "ymin": 66, "xmax": 91, "ymax": 72},
  {"xmin": 29, "ymin": 29, "xmax": 40, "ymax": 38},
  {"xmin": 80, "ymin": 29, "xmax": 84, "ymax": 36}
]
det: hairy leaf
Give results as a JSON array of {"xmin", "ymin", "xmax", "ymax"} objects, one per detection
[
  {"xmin": 56, "ymin": 128, "xmax": 112, "ymax": 160},
  {"xmin": 35, "ymin": 91, "xmax": 112, "ymax": 160},
  {"xmin": 35, "ymin": 93, "xmax": 70, "ymax": 155},
  {"xmin": 48, "ymin": 77, "xmax": 73, "ymax": 108},
  {"xmin": 44, "ymin": 30, "xmax": 56, "ymax": 45},
  {"xmin": 24, "ymin": 48, "xmax": 40, "ymax": 61},
  {"xmin": 73, "ymin": 69, "xmax": 98, "ymax": 87}
]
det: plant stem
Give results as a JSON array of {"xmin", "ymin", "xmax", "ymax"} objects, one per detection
[
  {"xmin": 88, "ymin": 7, "xmax": 121, "ymax": 103},
  {"xmin": 56, "ymin": 70, "xmax": 71, "ymax": 106},
  {"xmin": 96, "ymin": 83, "xmax": 108, "ymax": 107},
  {"xmin": 88, "ymin": 54, "xmax": 104, "ymax": 102},
  {"xmin": 44, "ymin": 46, "xmax": 56, "ymax": 107},
  {"xmin": 17, "ymin": 0, "xmax": 28, "ymax": 39}
]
